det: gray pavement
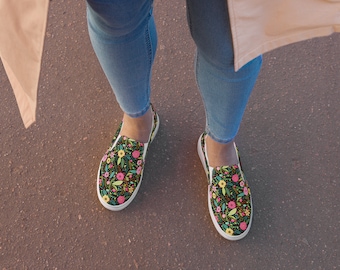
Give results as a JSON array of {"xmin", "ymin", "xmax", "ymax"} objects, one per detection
[{"xmin": 1, "ymin": 0, "xmax": 339, "ymax": 269}]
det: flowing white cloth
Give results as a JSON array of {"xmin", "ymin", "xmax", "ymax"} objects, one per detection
[
  {"xmin": 0, "ymin": 0, "xmax": 49, "ymax": 128},
  {"xmin": 227, "ymin": 0, "xmax": 340, "ymax": 71}
]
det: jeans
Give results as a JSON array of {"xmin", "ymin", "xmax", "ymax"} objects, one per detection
[{"xmin": 86, "ymin": 0, "xmax": 262, "ymax": 143}]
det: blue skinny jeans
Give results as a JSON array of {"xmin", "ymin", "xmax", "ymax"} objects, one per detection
[{"xmin": 86, "ymin": 0, "xmax": 262, "ymax": 143}]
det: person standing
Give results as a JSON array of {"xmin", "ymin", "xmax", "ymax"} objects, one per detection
[{"xmin": 86, "ymin": 0, "xmax": 262, "ymax": 240}]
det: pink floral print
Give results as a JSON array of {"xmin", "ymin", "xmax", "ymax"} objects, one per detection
[
  {"xmin": 200, "ymin": 134, "xmax": 252, "ymax": 237},
  {"xmin": 97, "ymin": 108, "xmax": 158, "ymax": 207}
]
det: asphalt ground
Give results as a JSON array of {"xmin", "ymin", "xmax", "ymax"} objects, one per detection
[{"xmin": 0, "ymin": 0, "xmax": 339, "ymax": 269}]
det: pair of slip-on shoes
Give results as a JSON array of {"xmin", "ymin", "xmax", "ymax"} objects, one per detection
[{"xmin": 97, "ymin": 106, "xmax": 252, "ymax": 240}]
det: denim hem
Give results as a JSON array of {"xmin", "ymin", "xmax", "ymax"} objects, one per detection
[
  {"xmin": 124, "ymin": 102, "xmax": 150, "ymax": 118},
  {"xmin": 205, "ymin": 128, "xmax": 235, "ymax": 144}
]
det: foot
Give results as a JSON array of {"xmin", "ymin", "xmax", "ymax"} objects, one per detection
[
  {"xmin": 205, "ymin": 135, "xmax": 239, "ymax": 167},
  {"xmin": 97, "ymin": 105, "xmax": 160, "ymax": 211},
  {"xmin": 197, "ymin": 133, "xmax": 253, "ymax": 240},
  {"xmin": 120, "ymin": 107, "xmax": 153, "ymax": 143}
]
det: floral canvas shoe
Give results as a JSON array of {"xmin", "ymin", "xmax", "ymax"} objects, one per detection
[
  {"xmin": 97, "ymin": 105, "xmax": 160, "ymax": 211},
  {"xmin": 197, "ymin": 133, "xmax": 253, "ymax": 240}
]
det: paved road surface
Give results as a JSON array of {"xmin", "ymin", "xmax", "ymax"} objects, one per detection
[{"xmin": 1, "ymin": 0, "xmax": 339, "ymax": 269}]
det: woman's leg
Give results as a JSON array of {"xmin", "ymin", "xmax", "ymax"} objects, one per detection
[
  {"xmin": 186, "ymin": 0, "xmax": 262, "ymax": 166},
  {"xmin": 87, "ymin": 0, "xmax": 156, "ymax": 142},
  {"xmin": 88, "ymin": 0, "xmax": 161, "ymax": 211},
  {"xmin": 187, "ymin": 0, "xmax": 261, "ymax": 240}
]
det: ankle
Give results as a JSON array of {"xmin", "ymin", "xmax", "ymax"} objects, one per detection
[
  {"xmin": 206, "ymin": 135, "xmax": 238, "ymax": 167},
  {"xmin": 120, "ymin": 108, "xmax": 153, "ymax": 143}
]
